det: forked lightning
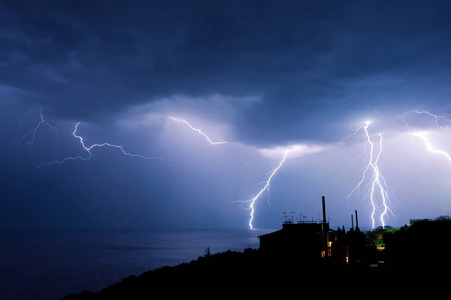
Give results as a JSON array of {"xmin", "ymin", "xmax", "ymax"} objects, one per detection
[
  {"xmin": 240, "ymin": 150, "xmax": 289, "ymax": 229},
  {"xmin": 39, "ymin": 122, "xmax": 166, "ymax": 167},
  {"xmin": 344, "ymin": 121, "xmax": 394, "ymax": 228}
]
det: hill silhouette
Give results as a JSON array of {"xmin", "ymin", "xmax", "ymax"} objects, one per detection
[{"xmin": 64, "ymin": 217, "xmax": 451, "ymax": 298}]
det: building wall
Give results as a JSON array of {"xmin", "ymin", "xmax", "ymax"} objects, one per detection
[{"xmin": 259, "ymin": 223, "xmax": 329, "ymax": 265}]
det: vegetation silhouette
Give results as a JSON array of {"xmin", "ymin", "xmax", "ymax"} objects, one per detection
[
  {"xmin": 384, "ymin": 216, "xmax": 451, "ymax": 270},
  {"xmin": 63, "ymin": 216, "xmax": 451, "ymax": 298}
]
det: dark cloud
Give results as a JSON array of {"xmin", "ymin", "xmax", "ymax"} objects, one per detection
[
  {"xmin": 1, "ymin": 1, "xmax": 450, "ymax": 142},
  {"xmin": 1, "ymin": 3, "xmax": 448, "ymax": 99}
]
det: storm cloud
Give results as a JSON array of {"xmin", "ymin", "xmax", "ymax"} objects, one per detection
[{"xmin": 1, "ymin": 0, "xmax": 451, "ymax": 230}]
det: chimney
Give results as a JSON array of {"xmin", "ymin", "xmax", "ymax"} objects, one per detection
[
  {"xmin": 351, "ymin": 214, "xmax": 354, "ymax": 230},
  {"xmin": 322, "ymin": 196, "xmax": 328, "ymax": 258},
  {"xmin": 355, "ymin": 209, "xmax": 359, "ymax": 230}
]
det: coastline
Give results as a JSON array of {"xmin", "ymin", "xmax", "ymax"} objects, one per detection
[
  {"xmin": 0, "ymin": 229, "xmax": 273, "ymax": 300},
  {"xmin": 63, "ymin": 218, "xmax": 451, "ymax": 298},
  {"xmin": 62, "ymin": 247, "xmax": 446, "ymax": 299}
]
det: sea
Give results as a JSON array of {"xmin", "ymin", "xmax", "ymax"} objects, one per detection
[{"xmin": 0, "ymin": 228, "xmax": 274, "ymax": 300}]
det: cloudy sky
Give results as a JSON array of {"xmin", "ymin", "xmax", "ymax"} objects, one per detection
[{"xmin": 1, "ymin": 0, "xmax": 451, "ymax": 230}]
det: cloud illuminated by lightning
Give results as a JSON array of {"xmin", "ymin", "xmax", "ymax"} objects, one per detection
[
  {"xmin": 344, "ymin": 121, "xmax": 394, "ymax": 228},
  {"xmin": 39, "ymin": 122, "xmax": 167, "ymax": 167},
  {"xmin": 168, "ymin": 116, "xmax": 227, "ymax": 145},
  {"xmin": 237, "ymin": 150, "xmax": 289, "ymax": 229}
]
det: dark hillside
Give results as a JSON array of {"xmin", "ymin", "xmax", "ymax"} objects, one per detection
[{"xmin": 64, "ymin": 217, "xmax": 451, "ymax": 299}]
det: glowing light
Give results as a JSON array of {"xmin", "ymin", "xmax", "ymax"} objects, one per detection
[
  {"xmin": 168, "ymin": 116, "xmax": 227, "ymax": 145},
  {"xmin": 240, "ymin": 150, "xmax": 289, "ymax": 229},
  {"xmin": 344, "ymin": 122, "xmax": 394, "ymax": 228},
  {"xmin": 39, "ymin": 122, "xmax": 167, "ymax": 167}
]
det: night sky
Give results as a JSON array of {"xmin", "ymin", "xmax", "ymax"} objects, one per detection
[{"xmin": 1, "ymin": 0, "xmax": 451, "ymax": 231}]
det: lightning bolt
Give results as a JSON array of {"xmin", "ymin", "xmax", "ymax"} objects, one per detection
[
  {"xmin": 39, "ymin": 122, "xmax": 168, "ymax": 167},
  {"xmin": 238, "ymin": 150, "xmax": 289, "ymax": 229},
  {"xmin": 416, "ymin": 110, "xmax": 451, "ymax": 129},
  {"xmin": 410, "ymin": 110, "xmax": 451, "ymax": 163},
  {"xmin": 168, "ymin": 116, "xmax": 227, "ymax": 145},
  {"xmin": 412, "ymin": 132, "xmax": 451, "ymax": 162},
  {"xmin": 7, "ymin": 108, "xmax": 58, "ymax": 160},
  {"xmin": 344, "ymin": 121, "xmax": 394, "ymax": 228}
]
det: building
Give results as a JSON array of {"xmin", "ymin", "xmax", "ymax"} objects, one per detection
[
  {"xmin": 258, "ymin": 196, "xmax": 350, "ymax": 266},
  {"xmin": 259, "ymin": 220, "xmax": 331, "ymax": 265}
]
